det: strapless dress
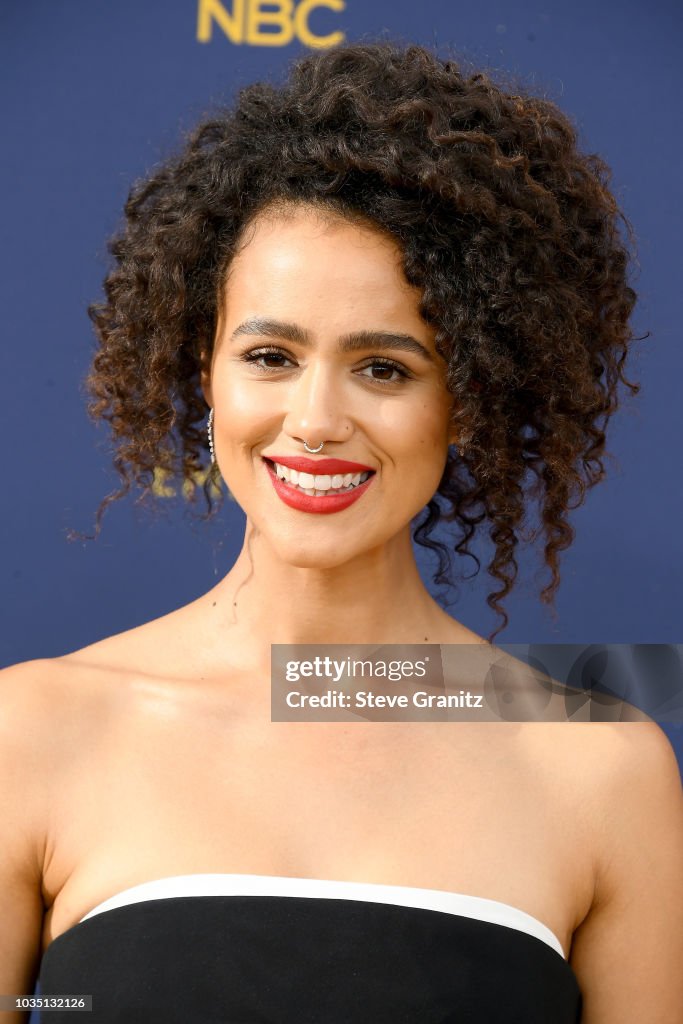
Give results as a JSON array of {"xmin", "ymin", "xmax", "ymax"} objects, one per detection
[{"xmin": 37, "ymin": 873, "xmax": 582, "ymax": 1022}]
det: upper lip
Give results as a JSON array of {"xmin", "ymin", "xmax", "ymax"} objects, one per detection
[{"xmin": 263, "ymin": 455, "xmax": 375, "ymax": 474}]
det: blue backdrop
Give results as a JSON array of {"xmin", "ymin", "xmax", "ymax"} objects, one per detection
[{"xmin": 1, "ymin": 0, "xmax": 681, "ymax": 776}]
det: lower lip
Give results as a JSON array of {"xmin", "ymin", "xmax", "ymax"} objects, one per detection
[{"xmin": 263, "ymin": 459, "xmax": 375, "ymax": 514}]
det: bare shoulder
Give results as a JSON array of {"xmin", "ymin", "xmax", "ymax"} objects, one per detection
[
  {"xmin": 0, "ymin": 598, "xmax": 212, "ymax": 741},
  {"xmin": 0, "ymin": 650, "xmax": 134, "ymax": 784},
  {"xmin": 0, "ymin": 659, "xmax": 68, "ymax": 1009},
  {"xmin": 0, "ymin": 653, "xmax": 140, "ymax": 995},
  {"xmin": 0, "ymin": 657, "xmax": 73, "ymax": 758},
  {"xmin": 565, "ymin": 720, "xmax": 683, "ymax": 1022},
  {"xmin": 54, "ymin": 598, "xmax": 206, "ymax": 679},
  {"xmin": 0, "ymin": 656, "xmax": 61, "ymax": 713},
  {"xmin": 1, "ymin": 653, "xmax": 105, "ymax": 721},
  {"xmin": 0, "ymin": 655, "xmax": 96, "ymax": 790},
  {"xmin": 561, "ymin": 719, "xmax": 683, "ymax": 832},
  {"xmin": 575, "ymin": 719, "xmax": 683, "ymax": 881},
  {"xmin": 528, "ymin": 719, "xmax": 682, "ymax": 845}
]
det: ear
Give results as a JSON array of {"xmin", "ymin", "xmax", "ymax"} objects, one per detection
[{"xmin": 199, "ymin": 348, "xmax": 213, "ymax": 410}]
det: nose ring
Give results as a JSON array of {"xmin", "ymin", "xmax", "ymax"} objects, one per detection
[{"xmin": 303, "ymin": 440, "xmax": 324, "ymax": 453}]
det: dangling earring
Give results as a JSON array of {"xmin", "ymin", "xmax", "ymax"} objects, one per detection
[{"xmin": 207, "ymin": 407, "xmax": 215, "ymax": 464}]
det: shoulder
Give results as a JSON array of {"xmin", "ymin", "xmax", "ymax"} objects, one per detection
[
  {"xmin": 52, "ymin": 599, "xmax": 207, "ymax": 680},
  {"xmin": 532, "ymin": 720, "xmax": 682, "ymax": 860},
  {"xmin": 0, "ymin": 660, "xmax": 67, "ymax": 904},
  {"xmin": 571, "ymin": 720, "xmax": 682, "ymax": 840},
  {"xmin": 0, "ymin": 657, "xmax": 86, "ymax": 779},
  {"xmin": 587, "ymin": 720, "xmax": 683, "ymax": 905},
  {"xmin": 0, "ymin": 661, "xmax": 63, "ymax": 1003},
  {"xmin": 0, "ymin": 657, "xmax": 65, "ymax": 744},
  {"xmin": 0, "ymin": 600, "xmax": 207, "ymax": 743},
  {"xmin": 0, "ymin": 650, "xmax": 129, "ymax": 766},
  {"xmin": 567, "ymin": 721, "xmax": 683, "ymax": 1020}
]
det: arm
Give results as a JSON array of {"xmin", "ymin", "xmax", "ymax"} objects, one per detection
[
  {"xmin": 0, "ymin": 661, "xmax": 52, "ymax": 1023},
  {"xmin": 570, "ymin": 722, "xmax": 683, "ymax": 1023}
]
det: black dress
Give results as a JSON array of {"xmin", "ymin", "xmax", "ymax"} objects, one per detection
[{"xmin": 37, "ymin": 873, "xmax": 582, "ymax": 1022}]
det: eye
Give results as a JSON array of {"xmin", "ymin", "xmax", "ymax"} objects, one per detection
[
  {"xmin": 357, "ymin": 359, "xmax": 411, "ymax": 386},
  {"xmin": 239, "ymin": 347, "xmax": 412, "ymax": 386},
  {"xmin": 240, "ymin": 347, "xmax": 293, "ymax": 371}
]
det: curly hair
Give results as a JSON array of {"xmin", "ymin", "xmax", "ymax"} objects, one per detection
[{"xmin": 78, "ymin": 39, "xmax": 645, "ymax": 641}]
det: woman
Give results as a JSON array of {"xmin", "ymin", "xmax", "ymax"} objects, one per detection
[{"xmin": 1, "ymin": 40, "xmax": 681, "ymax": 1024}]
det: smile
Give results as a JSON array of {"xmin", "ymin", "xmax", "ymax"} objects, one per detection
[{"xmin": 262, "ymin": 458, "xmax": 375, "ymax": 514}]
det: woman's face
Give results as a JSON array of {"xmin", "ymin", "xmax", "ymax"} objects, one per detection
[{"xmin": 201, "ymin": 202, "xmax": 459, "ymax": 569}]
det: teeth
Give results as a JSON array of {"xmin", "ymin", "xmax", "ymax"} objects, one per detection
[{"xmin": 271, "ymin": 461, "xmax": 372, "ymax": 494}]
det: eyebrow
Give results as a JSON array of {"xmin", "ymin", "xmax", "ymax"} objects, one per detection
[{"xmin": 229, "ymin": 316, "xmax": 436, "ymax": 364}]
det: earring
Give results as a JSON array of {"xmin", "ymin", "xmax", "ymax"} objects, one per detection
[{"xmin": 207, "ymin": 407, "xmax": 215, "ymax": 465}]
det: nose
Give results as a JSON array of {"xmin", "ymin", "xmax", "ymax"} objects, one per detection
[{"xmin": 282, "ymin": 358, "xmax": 354, "ymax": 447}]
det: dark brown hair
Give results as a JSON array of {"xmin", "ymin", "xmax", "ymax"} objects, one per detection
[{"xmin": 79, "ymin": 39, "xmax": 645, "ymax": 640}]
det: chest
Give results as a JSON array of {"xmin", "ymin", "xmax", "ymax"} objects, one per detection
[{"xmin": 41, "ymin": 696, "xmax": 592, "ymax": 958}]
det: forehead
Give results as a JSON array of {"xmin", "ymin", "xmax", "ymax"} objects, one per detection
[
  {"xmin": 226, "ymin": 203, "xmax": 410, "ymax": 285},
  {"xmin": 221, "ymin": 202, "xmax": 426, "ymax": 324}
]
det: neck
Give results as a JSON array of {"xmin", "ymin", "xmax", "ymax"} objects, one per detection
[{"xmin": 199, "ymin": 521, "xmax": 454, "ymax": 673}]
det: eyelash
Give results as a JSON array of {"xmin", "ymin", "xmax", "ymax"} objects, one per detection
[{"xmin": 240, "ymin": 346, "xmax": 412, "ymax": 386}]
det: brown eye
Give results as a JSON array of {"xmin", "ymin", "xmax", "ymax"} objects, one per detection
[
  {"xmin": 358, "ymin": 360, "xmax": 410, "ymax": 385},
  {"xmin": 241, "ymin": 347, "xmax": 293, "ymax": 371}
]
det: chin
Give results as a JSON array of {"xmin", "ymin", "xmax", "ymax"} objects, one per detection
[
  {"xmin": 263, "ymin": 531, "xmax": 370, "ymax": 571},
  {"xmin": 274, "ymin": 545, "xmax": 358, "ymax": 571}
]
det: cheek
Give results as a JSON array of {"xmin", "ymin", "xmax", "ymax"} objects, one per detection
[
  {"xmin": 401, "ymin": 396, "xmax": 452, "ymax": 468},
  {"xmin": 214, "ymin": 378, "xmax": 273, "ymax": 436},
  {"xmin": 385, "ymin": 399, "xmax": 451, "ymax": 454}
]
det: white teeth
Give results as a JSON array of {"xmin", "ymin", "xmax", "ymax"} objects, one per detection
[{"xmin": 270, "ymin": 460, "xmax": 372, "ymax": 495}]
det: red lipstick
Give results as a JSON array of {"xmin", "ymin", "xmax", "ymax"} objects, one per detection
[
  {"xmin": 262, "ymin": 456, "xmax": 375, "ymax": 515},
  {"xmin": 263, "ymin": 455, "xmax": 374, "ymax": 474}
]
